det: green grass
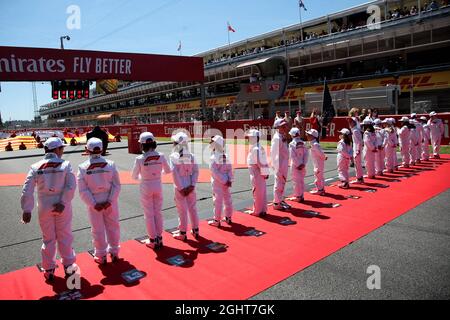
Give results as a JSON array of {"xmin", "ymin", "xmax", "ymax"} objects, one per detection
[{"xmin": 437, "ymin": 145, "xmax": 450, "ymax": 154}]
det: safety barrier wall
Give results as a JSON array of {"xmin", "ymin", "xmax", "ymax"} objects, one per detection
[{"xmin": 4, "ymin": 113, "xmax": 450, "ymax": 145}]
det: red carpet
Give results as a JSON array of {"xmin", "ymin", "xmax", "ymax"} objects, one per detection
[{"xmin": 0, "ymin": 156, "xmax": 448, "ymax": 300}]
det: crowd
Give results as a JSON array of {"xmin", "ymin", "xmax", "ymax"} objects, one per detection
[
  {"xmin": 387, "ymin": 1, "xmax": 448, "ymax": 19},
  {"xmin": 205, "ymin": 1, "xmax": 448, "ymax": 67},
  {"xmin": 19, "ymin": 109, "xmax": 445, "ymax": 281}
]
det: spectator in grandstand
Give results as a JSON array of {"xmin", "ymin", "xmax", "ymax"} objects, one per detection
[
  {"xmin": 5, "ymin": 142, "xmax": 13, "ymax": 151},
  {"xmin": 222, "ymin": 105, "xmax": 231, "ymax": 121},
  {"xmin": 402, "ymin": 6, "xmax": 410, "ymax": 16},
  {"xmin": 410, "ymin": 5, "xmax": 419, "ymax": 15},
  {"xmin": 87, "ymin": 126, "xmax": 109, "ymax": 156},
  {"xmin": 428, "ymin": 0, "xmax": 440, "ymax": 10},
  {"xmin": 19, "ymin": 142, "xmax": 27, "ymax": 150},
  {"xmin": 391, "ymin": 8, "xmax": 401, "ymax": 19}
]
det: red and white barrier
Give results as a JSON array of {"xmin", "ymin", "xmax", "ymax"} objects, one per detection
[{"xmin": 5, "ymin": 113, "xmax": 450, "ymax": 145}]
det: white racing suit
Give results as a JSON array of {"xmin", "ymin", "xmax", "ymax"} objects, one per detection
[
  {"xmin": 363, "ymin": 131, "xmax": 378, "ymax": 177},
  {"xmin": 78, "ymin": 155, "xmax": 121, "ymax": 259},
  {"xmin": 170, "ymin": 150, "xmax": 199, "ymax": 233},
  {"xmin": 289, "ymin": 137, "xmax": 308, "ymax": 198},
  {"xmin": 421, "ymin": 123, "xmax": 431, "ymax": 160},
  {"xmin": 428, "ymin": 118, "xmax": 445, "ymax": 157},
  {"xmin": 337, "ymin": 140, "xmax": 353, "ymax": 183},
  {"xmin": 414, "ymin": 120, "xmax": 424, "ymax": 161},
  {"xmin": 210, "ymin": 152, "xmax": 234, "ymax": 221},
  {"xmin": 20, "ymin": 153, "xmax": 76, "ymax": 270},
  {"xmin": 398, "ymin": 125, "xmax": 411, "ymax": 166},
  {"xmin": 393, "ymin": 128, "xmax": 400, "ymax": 168},
  {"xmin": 409, "ymin": 127, "xmax": 420, "ymax": 165},
  {"xmin": 351, "ymin": 127, "xmax": 364, "ymax": 180},
  {"xmin": 374, "ymin": 127, "xmax": 386, "ymax": 175},
  {"xmin": 247, "ymin": 143, "xmax": 270, "ymax": 215},
  {"xmin": 384, "ymin": 128, "xmax": 398, "ymax": 172},
  {"xmin": 271, "ymin": 132, "xmax": 290, "ymax": 204},
  {"xmin": 310, "ymin": 140, "xmax": 326, "ymax": 191},
  {"xmin": 132, "ymin": 150, "xmax": 171, "ymax": 241}
]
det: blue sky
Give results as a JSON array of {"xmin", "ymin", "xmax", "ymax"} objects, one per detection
[{"xmin": 0, "ymin": 0, "xmax": 367, "ymax": 121}]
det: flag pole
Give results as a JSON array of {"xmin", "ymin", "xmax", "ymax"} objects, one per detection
[
  {"xmin": 227, "ymin": 23, "xmax": 231, "ymax": 47},
  {"xmin": 177, "ymin": 40, "xmax": 182, "ymax": 56},
  {"xmin": 299, "ymin": 2, "xmax": 304, "ymax": 42}
]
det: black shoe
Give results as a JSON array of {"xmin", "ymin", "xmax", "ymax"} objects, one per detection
[
  {"xmin": 44, "ymin": 269, "xmax": 55, "ymax": 282},
  {"xmin": 280, "ymin": 201, "xmax": 292, "ymax": 209},
  {"xmin": 156, "ymin": 236, "xmax": 163, "ymax": 249},
  {"xmin": 110, "ymin": 253, "xmax": 119, "ymax": 263},
  {"xmin": 146, "ymin": 238, "xmax": 157, "ymax": 249},
  {"xmin": 191, "ymin": 228, "xmax": 199, "ymax": 239}
]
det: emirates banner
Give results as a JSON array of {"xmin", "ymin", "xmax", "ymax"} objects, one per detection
[{"xmin": 0, "ymin": 46, "xmax": 204, "ymax": 82}]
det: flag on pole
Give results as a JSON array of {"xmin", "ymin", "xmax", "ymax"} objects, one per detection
[
  {"xmin": 227, "ymin": 22, "xmax": 236, "ymax": 33},
  {"xmin": 177, "ymin": 41, "xmax": 182, "ymax": 52},
  {"xmin": 321, "ymin": 80, "xmax": 335, "ymax": 129},
  {"xmin": 299, "ymin": 0, "xmax": 307, "ymax": 11}
]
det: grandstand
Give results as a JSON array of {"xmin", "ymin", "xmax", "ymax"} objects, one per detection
[{"xmin": 39, "ymin": 0, "xmax": 450, "ymax": 127}]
